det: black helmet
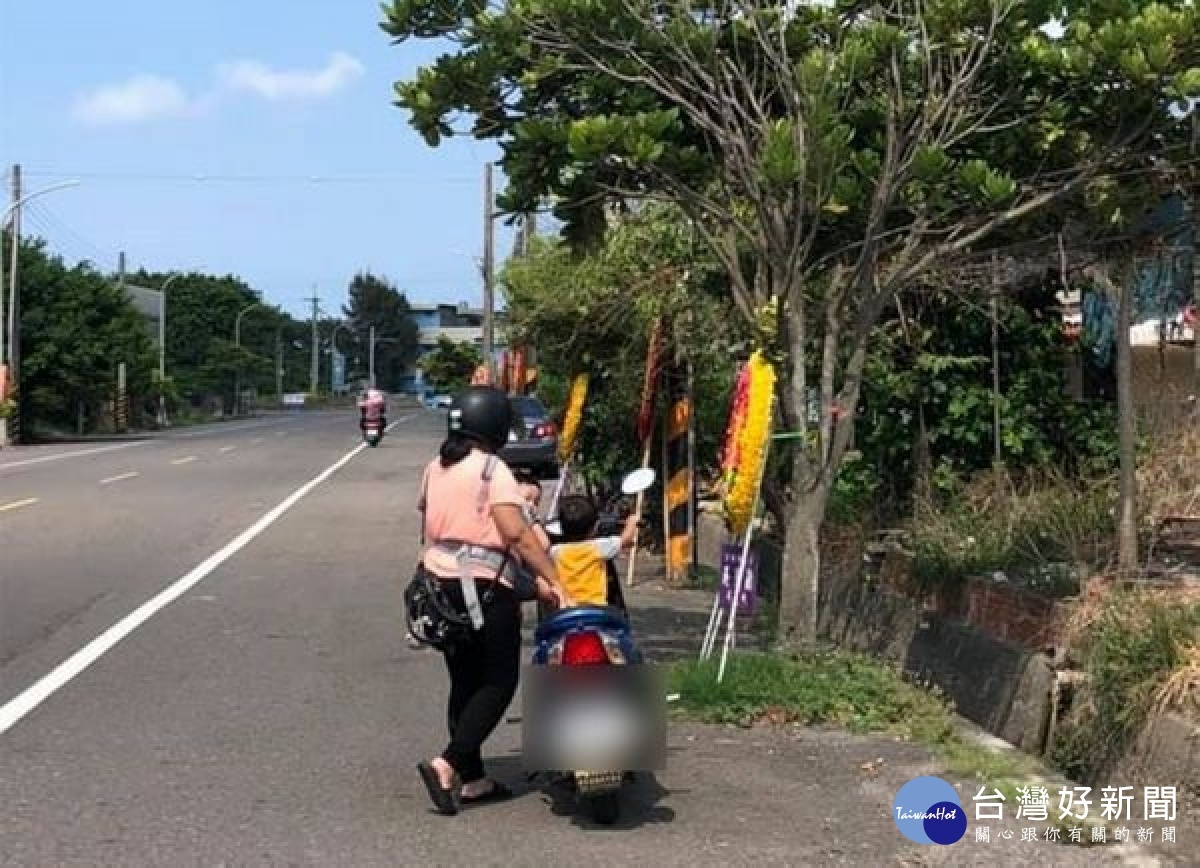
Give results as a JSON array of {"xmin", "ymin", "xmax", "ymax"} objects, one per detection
[{"xmin": 448, "ymin": 386, "xmax": 512, "ymax": 452}]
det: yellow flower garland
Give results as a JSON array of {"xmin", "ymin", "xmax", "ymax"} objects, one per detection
[
  {"xmin": 558, "ymin": 373, "xmax": 588, "ymax": 462},
  {"xmin": 723, "ymin": 351, "xmax": 775, "ymax": 536}
]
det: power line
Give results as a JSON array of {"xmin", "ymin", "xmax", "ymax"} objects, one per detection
[
  {"xmin": 16, "ymin": 169, "xmax": 482, "ymax": 185},
  {"xmin": 24, "ymin": 201, "xmax": 116, "ymax": 268},
  {"xmin": 19, "ymin": 208, "xmax": 108, "ymax": 269}
]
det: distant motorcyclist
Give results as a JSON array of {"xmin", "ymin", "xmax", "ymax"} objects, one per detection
[{"xmin": 357, "ymin": 387, "xmax": 387, "ymax": 431}]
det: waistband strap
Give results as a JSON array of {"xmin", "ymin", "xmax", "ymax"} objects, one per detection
[{"xmin": 430, "ymin": 541, "xmax": 516, "ymax": 579}]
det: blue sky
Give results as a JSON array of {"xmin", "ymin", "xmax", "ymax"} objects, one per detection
[{"xmin": 0, "ymin": 0, "xmax": 518, "ymax": 319}]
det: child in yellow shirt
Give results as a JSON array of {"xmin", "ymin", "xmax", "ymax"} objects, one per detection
[{"xmin": 550, "ymin": 495, "xmax": 639, "ymax": 608}]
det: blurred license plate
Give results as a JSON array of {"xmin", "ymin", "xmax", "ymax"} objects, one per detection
[{"xmin": 522, "ymin": 665, "xmax": 666, "ymax": 772}]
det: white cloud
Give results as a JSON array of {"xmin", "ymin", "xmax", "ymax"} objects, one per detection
[
  {"xmin": 70, "ymin": 74, "xmax": 199, "ymax": 125},
  {"xmin": 215, "ymin": 51, "xmax": 365, "ymax": 101},
  {"xmin": 69, "ymin": 52, "xmax": 365, "ymax": 125}
]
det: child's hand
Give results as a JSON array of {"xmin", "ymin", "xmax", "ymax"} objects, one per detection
[
  {"xmin": 620, "ymin": 512, "xmax": 641, "ymax": 549},
  {"xmin": 536, "ymin": 578, "xmax": 573, "ymax": 609}
]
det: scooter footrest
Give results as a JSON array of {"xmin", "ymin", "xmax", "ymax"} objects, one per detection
[{"xmin": 575, "ymin": 771, "xmax": 623, "ymax": 794}]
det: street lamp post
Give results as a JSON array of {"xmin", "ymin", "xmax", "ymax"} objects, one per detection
[
  {"xmin": 155, "ymin": 271, "xmax": 188, "ymax": 428},
  {"xmin": 1, "ymin": 179, "xmax": 80, "ymax": 448},
  {"xmin": 2, "ymin": 180, "xmax": 81, "ymax": 366},
  {"xmin": 233, "ymin": 301, "xmax": 260, "ymax": 416}
]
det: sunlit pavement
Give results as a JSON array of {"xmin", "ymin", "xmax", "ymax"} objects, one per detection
[{"xmin": 0, "ymin": 410, "xmax": 1168, "ymax": 866}]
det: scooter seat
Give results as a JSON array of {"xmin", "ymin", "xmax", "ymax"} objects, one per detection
[{"xmin": 534, "ymin": 605, "xmax": 631, "ymax": 644}]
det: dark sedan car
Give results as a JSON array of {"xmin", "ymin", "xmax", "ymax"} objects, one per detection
[{"xmin": 499, "ymin": 396, "xmax": 560, "ymax": 480}]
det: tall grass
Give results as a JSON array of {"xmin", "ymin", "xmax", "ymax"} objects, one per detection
[{"xmin": 909, "ymin": 470, "xmax": 1117, "ymax": 596}]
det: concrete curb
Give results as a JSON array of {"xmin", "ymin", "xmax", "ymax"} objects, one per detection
[{"xmin": 959, "ymin": 727, "xmax": 1166, "ymax": 866}]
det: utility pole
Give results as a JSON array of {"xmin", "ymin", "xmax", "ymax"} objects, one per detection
[
  {"xmin": 1115, "ymin": 261, "xmax": 1138, "ymax": 579},
  {"xmin": 369, "ymin": 324, "xmax": 376, "ymax": 388},
  {"xmin": 275, "ymin": 328, "xmax": 284, "ymax": 406},
  {"xmin": 991, "ymin": 253, "xmax": 1003, "ymax": 475},
  {"xmin": 482, "ymin": 162, "xmax": 496, "ymax": 380},
  {"xmin": 0, "ymin": 171, "xmax": 7, "ymax": 439},
  {"xmin": 519, "ymin": 212, "xmax": 536, "ymax": 393},
  {"xmin": 517, "ymin": 211, "xmax": 536, "ymax": 257},
  {"xmin": 6, "ymin": 164, "xmax": 21, "ymax": 446},
  {"xmin": 308, "ymin": 290, "xmax": 319, "ymax": 398},
  {"xmin": 0, "ymin": 171, "xmax": 7, "ymax": 370}
]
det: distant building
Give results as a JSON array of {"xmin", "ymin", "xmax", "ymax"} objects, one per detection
[
  {"xmin": 400, "ymin": 301, "xmax": 508, "ymax": 395},
  {"xmin": 123, "ymin": 282, "xmax": 163, "ymax": 346}
]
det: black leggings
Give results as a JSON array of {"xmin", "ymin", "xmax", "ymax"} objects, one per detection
[{"xmin": 438, "ymin": 581, "xmax": 521, "ymax": 784}]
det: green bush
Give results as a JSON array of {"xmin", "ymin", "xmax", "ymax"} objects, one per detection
[
  {"xmin": 858, "ymin": 280, "xmax": 1119, "ymax": 513},
  {"xmin": 826, "ymin": 451, "xmax": 884, "ymax": 526}
]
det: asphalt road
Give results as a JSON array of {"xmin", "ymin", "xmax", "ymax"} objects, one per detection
[{"xmin": 0, "ymin": 411, "xmax": 1173, "ymax": 866}]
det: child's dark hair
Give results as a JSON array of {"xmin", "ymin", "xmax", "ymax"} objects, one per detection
[
  {"xmin": 513, "ymin": 468, "xmax": 541, "ymax": 491},
  {"xmin": 557, "ymin": 495, "xmax": 598, "ymax": 543}
]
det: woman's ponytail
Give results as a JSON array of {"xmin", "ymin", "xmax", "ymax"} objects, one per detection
[{"xmin": 439, "ymin": 433, "xmax": 475, "ymax": 467}]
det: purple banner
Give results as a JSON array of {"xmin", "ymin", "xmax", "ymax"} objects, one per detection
[{"xmin": 719, "ymin": 543, "xmax": 758, "ymax": 615}]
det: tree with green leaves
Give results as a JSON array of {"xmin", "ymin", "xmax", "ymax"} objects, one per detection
[
  {"xmin": 503, "ymin": 201, "xmax": 741, "ymax": 483},
  {"xmin": 419, "ymin": 335, "xmax": 483, "ymax": 393},
  {"xmin": 133, "ymin": 269, "xmax": 282, "ymax": 413},
  {"xmin": 384, "ymin": 0, "xmax": 1199, "ymax": 642},
  {"xmin": 342, "ymin": 271, "xmax": 419, "ymax": 391},
  {"xmin": 12, "ymin": 238, "xmax": 156, "ymax": 435}
]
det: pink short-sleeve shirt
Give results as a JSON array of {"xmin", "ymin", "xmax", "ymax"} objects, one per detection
[{"xmin": 420, "ymin": 450, "xmax": 524, "ymax": 582}]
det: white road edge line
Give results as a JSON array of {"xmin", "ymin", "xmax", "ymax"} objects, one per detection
[
  {"xmin": 0, "ymin": 414, "xmax": 415, "ymax": 736},
  {"xmin": 218, "ymin": 446, "xmax": 236, "ymax": 453},
  {"xmin": 0, "ymin": 441, "xmax": 147, "ymax": 470},
  {"xmin": 0, "ymin": 497, "xmax": 38, "ymax": 513},
  {"xmin": 99, "ymin": 472, "xmax": 140, "ymax": 485},
  {"xmin": 168, "ymin": 418, "xmax": 296, "ymax": 439},
  {"xmin": 171, "ymin": 456, "xmax": 197, "ymax": 465}
]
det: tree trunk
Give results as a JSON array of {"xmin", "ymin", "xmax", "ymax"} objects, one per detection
[
  {"xmin": 1192, "ymin": 201, "xmax": 1199, "ymax": 411},
  {"xmin": 1115, "ymin": 267, "xmax": 1139, "ymax": 578},
  {"xmin": 777, "ymin": 487, "xmax": 825, "ymax": 646},
  {"xmin": 76, "ymin": 401, "xmax": 85, "ymax": 437},
  {"xmin": 914, "ymin": 401, "xmax": 933, "ymax": 506}
]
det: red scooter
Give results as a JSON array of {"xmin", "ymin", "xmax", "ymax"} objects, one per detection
[{"xmin": 362, "ymin": 416, "xmax": 384, "ymax": 447}]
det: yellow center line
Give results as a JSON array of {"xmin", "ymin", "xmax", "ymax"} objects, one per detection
[
  {"xmin": 171, "ymin": 456, "xmax": 198, "ymax": 466},
  {"xmin": 100, "ymin": 472, "xmax": 140, "ymax": 485},
  {"xmin": 0, "ymin": 497, "xmax": 38, "ymax": 513}
]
